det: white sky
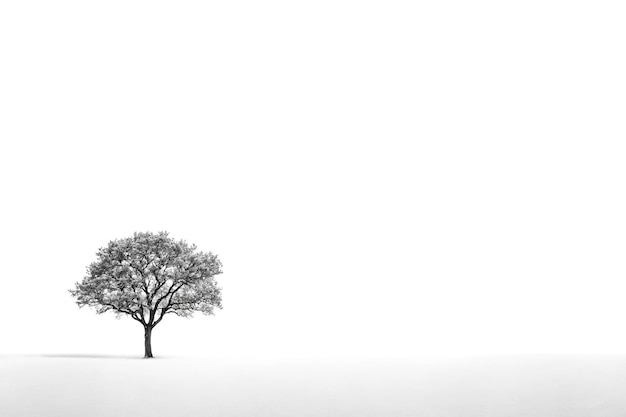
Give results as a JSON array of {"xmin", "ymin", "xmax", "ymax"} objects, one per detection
[{"xmin": 1, "ymin": 1, "xmax": 625, "ymax": 358}]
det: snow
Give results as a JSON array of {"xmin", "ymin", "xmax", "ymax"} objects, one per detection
[{"xmin": 2, "ymin": 355, "xmax": 626, "ymax": 417}]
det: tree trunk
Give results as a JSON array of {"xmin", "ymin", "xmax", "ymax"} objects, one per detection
[{"xmin": 144, "ymin": 326, "xmax": 154, "ymax": 358}]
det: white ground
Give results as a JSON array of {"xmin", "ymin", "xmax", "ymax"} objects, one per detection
[{"xmin": 2, "ymin": 355, "xmax": 626, "ymax": 416}]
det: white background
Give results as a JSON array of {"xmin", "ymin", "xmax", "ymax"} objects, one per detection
[{"xmin": 0, "ymin": 0, "xmax": 625, "ymax": 358}]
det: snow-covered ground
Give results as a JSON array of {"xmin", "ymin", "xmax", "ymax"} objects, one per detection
[{"xmin": 2, "ymin": 355, "xmax": 626, "ymax": 417}]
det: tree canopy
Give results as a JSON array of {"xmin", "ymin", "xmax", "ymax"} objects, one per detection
[{"xmin": 69, "ymin": 231, "xmax": 223, "ymax": 357}]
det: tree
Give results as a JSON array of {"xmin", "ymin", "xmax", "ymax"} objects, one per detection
[{"xmin": 69, "ymin": 231, "xmax": 223, "ymax": 358}]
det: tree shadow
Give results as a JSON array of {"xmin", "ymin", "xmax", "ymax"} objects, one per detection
[{"xmin": 40, "ymin": 353, "xmax": 143, "ymax": 360}]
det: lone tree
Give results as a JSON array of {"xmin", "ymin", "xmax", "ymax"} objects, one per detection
[{"xmin": 69, "ymin": 231, "xmax": 223, "ymax": 358}]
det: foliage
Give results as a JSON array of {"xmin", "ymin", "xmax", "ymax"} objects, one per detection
[{"xmin": 70, "ymin": 231, "xmax": 223, "ymax": 329}]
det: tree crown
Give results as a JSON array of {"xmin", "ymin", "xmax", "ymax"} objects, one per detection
[{"xmin": 70, "ymin": 231, "xmax": 223, "ymax": 328}]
